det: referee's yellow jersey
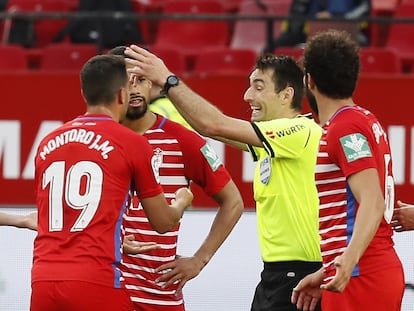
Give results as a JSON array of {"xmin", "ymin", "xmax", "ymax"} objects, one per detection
[
  {"xmin": 247, "ymin": 115, "xmax": 322, "ymax": 263},
  {"xmin": 150, "ymin": 97, "xmax": 193, "ymax": 130}
]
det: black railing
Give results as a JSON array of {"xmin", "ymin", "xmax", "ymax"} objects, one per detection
[{"xmin": 1, "ymin": 11, "xmax": 414, "ymax": 51}]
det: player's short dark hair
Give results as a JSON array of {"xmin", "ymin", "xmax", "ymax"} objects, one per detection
[
  {"xmin": 80, "ymin": 54, "xmax": 127, "ymax": 106},
  {"xmin": 255, "ymin": 54, "xmax": 304, "ymax": 111},
  {"xmin": 107, "ymin": 46, "xmax": 128, "ymax": 58}
]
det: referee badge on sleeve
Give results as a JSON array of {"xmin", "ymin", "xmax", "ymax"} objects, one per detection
[{"xmin": 259, "ymin": 156, "xmax": 271, "ymax": 185}]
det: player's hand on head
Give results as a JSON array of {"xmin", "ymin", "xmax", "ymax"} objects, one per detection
[{"xmin": 125, "ymin": 45, "xmax": 173, "ymax": 87}]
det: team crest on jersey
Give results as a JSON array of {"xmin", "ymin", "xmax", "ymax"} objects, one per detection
[
  {"xmin": 200, "ymin": 143, "xmax": 222, "ymax": 172},
  {"xmin": 151, "ymin": 148, "xmax": 163, "ymax": 183},
  {"xmin": 340, "ymin": 133, "xmax": 372, "ymax": 162}
]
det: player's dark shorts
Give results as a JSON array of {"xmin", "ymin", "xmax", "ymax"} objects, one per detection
[{"xmin": 251, "ymin": 260, "xmax": 322, "ymax": 311}]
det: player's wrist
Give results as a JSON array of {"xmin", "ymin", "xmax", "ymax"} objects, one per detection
[{"xmin": 160, "ymin": 74, "xmax": 180, "ymax": 96}]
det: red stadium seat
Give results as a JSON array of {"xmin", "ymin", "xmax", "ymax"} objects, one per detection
[
  {"xmin": 307, "ymin": 20, "xmax": 360, "ymax": 44},
  {"xmin": 3, "ymin": 0, "xmax": 74, "ymax": 48},
  {"xmin": 146, "ymin": 0, "xmax": 241, "ymax": 13},
  {"xmin": 221, "ymin": 0, "xmax": 242, "ymax": 13},
  {"xmin": 151, "ymin": 47, "xmax": 188, "ymax": 76},
  {"xmin": 0, "ymin": 44, "xmax": 28, "ymax": 71},
  {"xmin": 131, "ymin": 0, "xmax": 153, "ymax": 45},
  {"xmin": 385, "ymin": 1, "xmax": 414, "ymax": 72},
  {"xmin": 359, "ymin": 47, "xmax": 401, "ymax": 74},
  {"xmin": 370, "ymin": 0, "xmax": 399, "ymax": 46},
  {"xmin": 273, "ymin": 47, "xmax": 304, "ymax": 63},
  {"xmin": 230, "ymin": 0, "xmax": 292, "ymax": 54},
  {"xmin": 192, "ymin": 47, "xmax": 256, "ymax": 76},
  {"xmin": 151, "ymin": 0, "xmax": 229, "ymax": 59},
  {"xmin": 40, "ymin": 43, "xmax": 98, "ymax": 72}
]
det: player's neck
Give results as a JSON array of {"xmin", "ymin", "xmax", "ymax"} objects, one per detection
[
  {"xmin": 125, "ymin": 112, "xmax": 157, "ymax": 135},
  {"xmin": 317, "ymin": 97, "xmax": 354, "ymax": 125},
  {"xmin": 86, "ymin": 105, "xmax": 117, "ymax": 121}
]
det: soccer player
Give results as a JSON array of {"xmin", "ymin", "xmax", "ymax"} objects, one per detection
[
  {"xmin": 125, "ymin": 46, "xmax": 322, "ymax": 311},
  {"xmin": 108, "ymin": 46, "xmax": 243, "ymax": 311},
  {"xmin": 30, "ymin": 55, "xmax": 193, "ymax": 311},
  {"xmin": 291, "ymin": 30, "xmax": 404, "ymax": 311}
]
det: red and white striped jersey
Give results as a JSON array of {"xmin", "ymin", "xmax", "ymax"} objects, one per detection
[
  {"xmin": 121, "ymin": 115, "xmax": 231, "ymax": 310},
  {"xmin": 315, "ymin": 106, "xmax": 400, "ymax": 282}
]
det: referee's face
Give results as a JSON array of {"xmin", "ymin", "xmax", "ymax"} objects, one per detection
[{"xmin": 244, "ymin": 68, "xmax": 285, "ymax": 122}]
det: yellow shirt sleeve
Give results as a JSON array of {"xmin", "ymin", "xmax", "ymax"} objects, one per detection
[{"xmin": 149, "ymin": 97, "xmax": 193, "ymax": 131}]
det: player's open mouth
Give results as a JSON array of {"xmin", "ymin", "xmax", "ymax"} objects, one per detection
[{"xmin": 129, "ymin": 96, "xmax": 144, "ymax": 107}]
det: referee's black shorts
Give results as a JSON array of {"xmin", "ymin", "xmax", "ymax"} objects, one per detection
[{"xmin": 251, "ymin": 260, "xmax": 322, "ymax": 311}]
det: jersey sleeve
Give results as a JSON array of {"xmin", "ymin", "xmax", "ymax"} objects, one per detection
[
  {"xmin": 179, "ymin": 130, "xmax": 231, "ymax": 197},
  {"xmin": 250, "ymin": 117, "xmax": 317, "ymax": 159},
  {"xmin": 326, "ymin": 111, "xmax": 377, "ymax": 178}
]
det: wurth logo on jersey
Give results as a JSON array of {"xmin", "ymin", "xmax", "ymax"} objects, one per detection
[
  {"xmin": 273, "ymin": 124, "xmax": 306, "ymax": 138},
  {"xmin": 340, "ymin": 133, "xmax": 372, "ymax": 162},
  {"xmin": 265, "ymin": 131, "xmax": 275, "ymax": 139}
]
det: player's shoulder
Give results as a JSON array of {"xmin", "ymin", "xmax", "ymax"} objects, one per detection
[
  {"xmin": 163, "ymin": 118, "xmax": 205, "ymax": 142},
  {"xmin": 295, "ymin": 114, "xmax": 321, "ymax": 131},
  {"xmin": 113, "ymin": 122, "xmax": 146, "ymax": 139},
  {"xmin": 102, "ymin": 122, "xmax": 150, "ymax": 153},
  {"xmin": 327, "ymin": 108, "xmax": 372, "ymax": 143},
  {"xmin": 332, "ymin": 106, "xmax": 373, "ymax": 131},
  {"xmin": 336, "ymin": 105, "xmax": 372, "ymax": 121}
]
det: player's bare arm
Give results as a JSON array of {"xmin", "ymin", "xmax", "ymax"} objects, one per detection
[
  {"xmin": 124, "ymin": 45, "xmax": 263, "ymax": 148},
  {"xmin": 141, "ymin": 187, "xmax": 193, "ymax": 233},
  {"xmin": 154, "ymin": 180, "xmax": 243, "ymax": 294},
  {"xmin": 322, "ymin": 168, "xmax": 384, "ymax": 292},
  {"xmin": 0, "ymin": 211, "xmax": 37, "ymax": 230}
]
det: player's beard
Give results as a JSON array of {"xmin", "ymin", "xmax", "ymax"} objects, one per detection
[
  {"xmin": 305, "ymin": 87, "xmax": 318, "ymax": 117},
  {"xmin": 126, "ymin": 100, "xmax": 148, "ymax": 120}
]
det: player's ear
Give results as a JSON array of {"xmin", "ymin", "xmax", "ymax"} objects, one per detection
[
  {"xmin": 118, "ymin": 86, "xmax": 127, "ymax": 106},
  {"xmin": 305, "ymin": 73, "xmax": 315, "ymax": 90},
  {"xmin": 80, "ymin": 89, "xmax": 87, "ymax": 104}
]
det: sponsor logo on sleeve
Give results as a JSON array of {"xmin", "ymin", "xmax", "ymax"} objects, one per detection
[
  {"xmin": 200, "ymin": 143, "xmax": 222, "ymax": 172},
  {"xmin": 340, "ymin": 133, "xmax": 372, "ymax": 162}
]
